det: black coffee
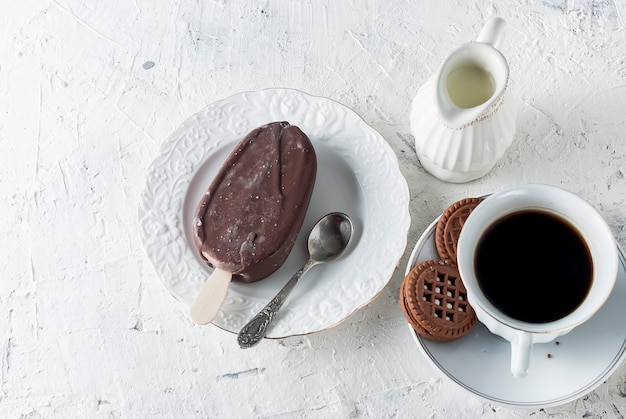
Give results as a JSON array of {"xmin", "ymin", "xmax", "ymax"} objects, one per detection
[{"xmin": 475, "ymin": 210, "xmax": 593, "ymax": 323}]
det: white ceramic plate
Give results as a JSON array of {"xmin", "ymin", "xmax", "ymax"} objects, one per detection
[
  {"xmin": 405, "ymin": 216, "xmax": 626, "ymax": 409},
  {"xmin": 138, "ymin": 88, "xmax": 411, "ymax": 337}
]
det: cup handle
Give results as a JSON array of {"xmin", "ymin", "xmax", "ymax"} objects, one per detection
[{"xmin": 510, "ymin": 330, "xmax": 532, "ymax": 377}]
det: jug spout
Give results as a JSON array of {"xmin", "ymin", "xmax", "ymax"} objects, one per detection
[
  {"xmin": 435, "ymin": 18, "xmax": 510, "ymax": 129},
  {"xmin": 477, "ymin": 17, "xmax": 507, "ymax": 50}
]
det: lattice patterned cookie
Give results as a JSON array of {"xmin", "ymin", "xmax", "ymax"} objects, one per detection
[{"xmin": 400, "ymin": 259, "xmax": 477, "ymax": 341}]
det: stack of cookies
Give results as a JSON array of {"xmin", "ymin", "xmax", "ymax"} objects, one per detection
[{"xmin": 400, "ymin": 198, "xmax": 483, "ymax": 342}]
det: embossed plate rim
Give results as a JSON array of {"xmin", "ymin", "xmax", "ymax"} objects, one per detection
[{"xmin": 138, "ymin": 88, "xmax": 411, "ymax": 338}]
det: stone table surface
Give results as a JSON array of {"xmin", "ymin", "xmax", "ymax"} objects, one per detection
[{"xmin": 2, "ymin": 0, "xmax": 626, "ymax": 417}]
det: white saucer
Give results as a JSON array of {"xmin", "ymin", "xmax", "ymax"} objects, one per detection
[
  {"xmin": 138, "ymin": 88, "xmax": 411, "ymax": 338},
  {"xmin": 405, "ymin": 216, "xmax": 626, "ymax": 409}
]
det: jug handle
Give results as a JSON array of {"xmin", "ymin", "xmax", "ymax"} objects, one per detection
[
  {"xmin": 477, "ymin": 17, "xmax": 507, "ymax": 50},
  {"xmin": 510, "ymin": 330, "xmax": 532, "ymax": 378}
]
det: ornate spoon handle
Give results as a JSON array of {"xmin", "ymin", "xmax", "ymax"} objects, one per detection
[{"xmin": 238, "ymin": 259, "xmax": 317, "ymax": 348}]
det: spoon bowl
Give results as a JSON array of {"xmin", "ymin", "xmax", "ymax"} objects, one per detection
[
  {"xmin": 308, "ymin": 212, "xmax": 353, "ymax": 262},
  {"xmin": 237, "ymin": 212, "xmax": 354, "ymax": 348}
]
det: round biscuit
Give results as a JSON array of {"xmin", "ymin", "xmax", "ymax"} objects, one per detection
[
  {"xmin": 400, "ymin": 259, "xmax": 476, "ymax": 341},
  {"xmin": 400, "ymin": 277, "xmax": 453, "ymax": 342},
  {"xmin": 435, "ymin": 197, "xmax": 484, "ymax": 261}
]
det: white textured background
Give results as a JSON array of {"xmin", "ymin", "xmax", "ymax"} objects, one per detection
[{"xmin": 2, "ymin": 0, "xmax": 626, "ymax": 417}]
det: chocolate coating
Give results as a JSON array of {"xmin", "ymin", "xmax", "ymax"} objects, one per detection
[{"xmin": 193, "ymin": 121, "xmax": 317, "ymax": 283}]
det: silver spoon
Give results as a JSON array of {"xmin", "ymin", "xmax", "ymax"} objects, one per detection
[{"xmin": 237, "ymin": 212, "xmax": 354, "ymax": 348}]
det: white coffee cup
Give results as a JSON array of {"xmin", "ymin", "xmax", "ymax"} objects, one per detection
[{"xmin": 457, "ymin": 184, "xmax": 618, "ymax": 377}]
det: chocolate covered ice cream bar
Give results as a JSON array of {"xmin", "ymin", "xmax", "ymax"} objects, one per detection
[{"xmin": 193, "ymin": 121, "xmax": 317, "ymax": 283}]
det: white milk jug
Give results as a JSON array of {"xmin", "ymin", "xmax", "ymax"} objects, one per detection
[{"xmin": 410, "ymin": 17, "xmax": 516, "ymax": 183}]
